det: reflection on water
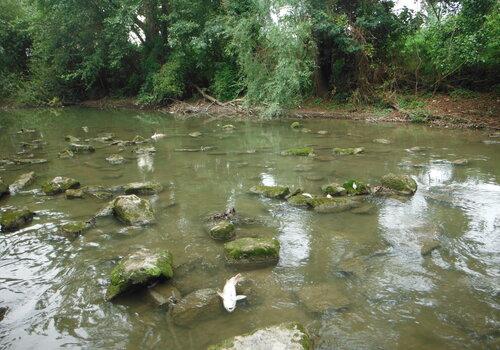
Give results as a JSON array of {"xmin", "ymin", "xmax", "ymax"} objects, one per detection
[{"xmin": 0, "ymin": 108, "xmax": 499, "ymax": 349}]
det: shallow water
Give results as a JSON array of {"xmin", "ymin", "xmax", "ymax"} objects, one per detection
[{"xmin": 0, "ymin": 108, "xmax": 499, "ymax": 349}]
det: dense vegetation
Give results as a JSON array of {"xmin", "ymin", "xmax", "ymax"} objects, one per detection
[{"xmin": 1, "ymin": 0, "xmax": 498, "ymax": 115}]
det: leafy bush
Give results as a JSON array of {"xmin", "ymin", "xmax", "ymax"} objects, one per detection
[{"xmin": 210, "ymin": 63, "xmax": 241, "ymax": 101}]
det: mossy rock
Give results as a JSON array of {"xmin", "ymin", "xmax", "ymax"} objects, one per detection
[
  {"xmin": 249, "ymin": 185, "xmax": 290, "ymax": 199},
  {"xmin": 68, "ymin": 143, "xmax": 95, "ymax": 153},
  {"xmin": 65, "ymin": 135, "xmax": 80, "ymax": 143},
  {"xmin": 308, "ymin": 197, "xmax": 359, "ymax": 213},
  {"xmin": 380, "ymin": 174, "xmax": 417, "ymax": 195},
  {"xmin": 332, "ymin": 147, "xmax": 364, "ymax": 155},
  {"xmin": 0, "ymin": 179, "xmax": 9, "ymax": 198},
  {"xmin": 106, "ymin": 154, "xmax": 125, "ymax": 165},
  {"xmin": 123, "ymin": 181, "xmax": 163, "ymax": 195},
  {"xmin": 224, "ymin": 237, "xmax": 280, "ymax": 266},
  {"xmin": 208, "ymin": 220, "xmax": 235, "ymax": 241},
  {"xmin": 290, "ymin": 121, "xmax": 302, "ymax": 129},
  {"xmin": 9, "ymin": 171, "xmax": 36, "ymax": 194},
  {"xmin": 321, "ymin": 183, "xmax": 347, "ymax": 196},
  {"xmin": 208, "ymin": 322, "xmax": 312, "ymax": 350},
  {"xmin": 65, "ymin": 189, "xmax": 84, "ymax": 199},
  {"xmin": 373, "ymin": 138, "xmax": 390, "ymax": 144},
  {"xmin": 42, "ymin": 176, "xmax": 80, "ymax": 195},
  {"xmin": 106, "ymin": 248, "xmax": 173, "ymax": 300},
  {"xmin": 112, "ymin": 195, "xmax": 155, "ymax": 225},
  {"xmin": 171, "ymin": 288, "xmax": 221, "ymax": 326},
  {"xmin": 287, "ymin": 194, "xmax": 313, "ymax": 208},
  {"xmin": 281, "ymin": 147, "xmax": 314, "ymax": 156},
  {"xmin": 342, "ymin": 179, "xmax": 370, "ymax": 195},
  {"xmin": 1, "ymin": 208, "xmax": 34, "ymax": 232},
  {"xmin": 61, "ymin": 221, "xmax": 90, "ymax": 238}
]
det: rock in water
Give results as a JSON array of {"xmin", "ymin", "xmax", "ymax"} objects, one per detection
[
  {"xmin": 106, "ymin": 248, "xmax": 173, "ymax": 300},
  {"xmin": 332, "ymin": 147, "xmax": 364, "ymax": 155},
  {"xmin": 42, "ymin": 177, "xmax": 80, "ymax": 195},
  {"xmin": 373, "ymin": 138, "xmax": 391, "ymax": 144},
  {"xmin": 9, "ymin": 172, "xmax": 36, "ymax": 194},
  {"xmin": 171, "ymin": 288, "xmax": 221, "ymax": 326},
  {"xmin": 321, "ymin": 183, "xmax": 347, "ymax": 196},
  {"xmin": 112, "ymin": 195, "xmax": 155, "ymax": 225},
  {"xmin": 0, "ymin": 208, "xmax": 35, "ymax": 232},
  {"xmin": 207, "ymin": 322, "xmax": 312, "ymax": 350},
  {"xmin": 60, "ymin": 220, "xmax": 93, "ymax": 238},
  {"xmin": 308, "ymin": 197, "xmax": 359, "ymax": 213},
  {"xmin": 65, "ymin": 189, "xmax": 84, "ymax": 199},
  {"xmin": 280, "ymin": 147, "xmax": 314, "ymax": 156},
  {"xmin": 68, "ymin": 143, "xmax": 95, "ymax": 153},
  {"xmin": 249, "ymin": 185, "xmax": 290, "ymax": 199},
  {"xmin": 123, "ymin": 181, "xmax": 163, "ymax": 195},
  {"xmin": 342, "ymin": 179, "xmax": 370, "ymax": 195},
  {"xmin": 147, "ymin": 283, "xmax": 181, "ymax": 308},
  {"xmin": 208, "ymin": 220, "xmax": 235, "ymax": 241},
  {"xmin": 421, "ymin": 240, "xmax": 441, "ymax": 256},
  {"xmin": 380, "ymin": 173, "xmax": 417, "ymax": 195},
  {"xmin": 65, "ymin": 135, "xmax": 80, "ymax": 143},
  {"xmin": 0, "ymin": 178, "xmax": 9, "ymax": 198},
  {"xmin": 106, "ymin": 154, "xmax": 125, "ymax": 165},
  {"xmin": 224, "ymin": 237, "xmax": 280, "ymax": 267},
  {"xmin": 189, "ymin": 131, "xmax": 202, "ymax": 138},
  {"xmin": 290, "ymin": 122, "xmax": 303, "ymax": 129},
  {"xmin": 287, "ymin": 194, "xmax": 313, "ymax": 208},
  {"xmin": 296, "ymin": 284, "xmax": 350, "ymax": 313}
]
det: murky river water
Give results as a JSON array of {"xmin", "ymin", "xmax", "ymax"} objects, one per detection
[{"xmin": 0, "ymin": 108, "xmax": 498, "ymax": 349}]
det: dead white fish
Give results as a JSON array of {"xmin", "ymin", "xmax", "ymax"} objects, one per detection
[
  {"xmin": 217, "ymin": 273, "xmax": 246, "ymax": 312},
  {"xmin": 151, "ymin": 132, "xmax": 166, "ymax": 141},
  {"xmin": 326, "ymin": 194, "xmax": 332, "ymax": 198}
]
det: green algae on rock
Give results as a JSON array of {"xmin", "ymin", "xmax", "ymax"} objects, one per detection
[
  {"xmin": 332, "ymin": 147, "xmax": 364, "ymax": 155},
  {"xmin": 60, "ymin": 220, "xmax": 93, "ymax": 238},
  {"xmin": 290, "ymin": 121, "xmax": 302, "ymax": 129},
  {"xmin": 281, "ymin": 147, "xmax": 314, "ymax": 156},
  {"xmin": 0, "ymin": 208, "xmax": 35, "ymax": 232},
  {"xmin": 65, "ymin": 188, "xmax": 84, "ymax": 199},
  {"xmin": 68, "ymin": 143, "xmax": 95, "ymax": 153},
  {"xmin": 249, "ymin": 185, "xmax": 290, "ymax": 199},
  {"xmin": 112, "ymin": 195, "xmax": 155, "ymax": 225},
  {"xmin": 308, "ymin": 197, "xmax": 359, "ymax": 213},
  {"xmin": 106, "ymin": 248, "xmax": 173, "ymax": 300},
  {"xmin": 106, "ymin": 154, "xmax": 125, "ymax": 165},
  {"xmin": 123, "ymin": 181, "xmax": 163, "ymax": 195},
  {"xmin": 380, "ymin": 173, "xmax": 417, "ymax": 195},
  {"xmin": 287, "ymin": 194, "xmax": 313, "ymax": 207},
  {"xmin": 42, "ymin": 176, "xmax": 80, "ymax": 195},
  {"xmin": 224, "ymin": 237, "xmax": 280, "ymax": 266},
  {"xmin": 321, "ymin": 183, "xmax": 347, "ymax": 196},
  {"xmin": 208, "ymin": 322, "xmax": 312, "ymax": 350},
  {"xmin": 208, "ymin": 220, "xmax": 235, "ymax": 241},
  {"xmin": 342, "ymin": 179, "xmax": 370, "ymax": 195},
  {"xmin": 171, "ymin": 288, "xmax": 221, "ymax": 326}
]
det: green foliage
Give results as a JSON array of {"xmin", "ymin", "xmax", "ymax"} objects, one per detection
[
  {"xmin": 211, "ymin": 63, "xmax": 241, "ymax": 101},
  {"xmin": 409, "ymin": 109, "xmax": 433, "ymax": 124}
]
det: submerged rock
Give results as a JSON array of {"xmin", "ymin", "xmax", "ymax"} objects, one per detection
[
  {"xmin": 42, "ymin": 176, "xmax": 80, "ymax": 195},
  {"xmin": 306, "ymin": 173, "xmax": 323, "ymax": 181},
  {"xmin": 296, "ymin": 284, "xmax": 350, "ymax": 313},
  {"xmin": 309, "ymin": 197, "xmax": 359, "ymax": 213},
  {"xmin": 342, "ymin": 179, "xmax": 370, "ymax": 195},
  {"xmin": 124, "ymin": 181, "xmax": 163, "ymax": 195},
  {"xmin": 380, "ymin": 173, "xmax": 417, "ymax": 195},
  {"xmin": 222, "ymin": 124, "xmax": 235, "ymax": 131},
  {"xmin": 0, "ymin": 178, "xmax": 10, "ymax": 198},
  {"xmin": 373, "ymin": 138, "xmax": 391, "ymax": 144},
  {"xmin": 0, "ymin": 208, "xmax": 35, "ymax": 232},
  {"xmin": 65, "ymin": 135, "xmax": 80, "ymax": 143},
  {"xmin": 224, "ymin": 237, "xmax": 280, "ymax": 266},
  {"xmin": 65, "ymin": 188, "xmax": 84, "ymax": 199},
  {"xmin": 106, "ymin": 154, "xmax": 125, "ymax": 165},
  {"xmin": 69, "ymin": 143, "xmax": 95, "ymax": 153},
  {"xmin": 9, "ymin": 172, "xmax": 36, "ymax": 194},
  {"xmin": 12, "ymin": 158, "xmax": 47, "ymax": 165},
  {"xmin": 134, "ymin": 146, "xmax": 156, "ymax": 154},
  {"xmin": 249, "ymin": 185, "xmax": 290, "ymax": 199},
  {"xmin": 148, "ymin": 283, "xmax": 181, "ymax": 308},
  {"xmin": 290, "ymin": 122, "xmax": 302, "ymax": 129},
  {"xmin": 317, "ymin": 130, "xmax": 329, "ymax": 135},
  {"xmin": 208, "ymin": 322, "xmax": 312, "ymax": 350},
  {"xmin": 208, "ymin": 220, "xmax": 235, "ymax": 241},
  {"xmin": 171, "ymin": 288, "xmax": 221, "ymax": 326},
  {"xmin": 451, "ymin": 158, "xmax": 468, "ymax": 166},
  {"xmin": 332, "ymin": 147, "xmax": 364, "ymax": 155},
  {"xmin": 61, "ymin": 220, "xmax": 93, "ymax": 238},
  {"xmin": 421, "ymin": 240, "xmax": 441, "ymax": 256},
  {"xmin": 321, "ymin": 183, "xmax": 347, "ymax": 196},
  {"xmin": 58, "ymin": 149, "xmax": 74, "ymax": 159},
  {"xmin": 106, "ymin": 248, "xmax": 174, "ymax": 300},
  {"xmin": 189, "ymin": 131, "xmax": 202, "ymax": 138},
  {"xmin": 281, "ymin": 147, "xmax": 314, "ymax": 156},
  {"xmin": 113, "ymin": 195, "xmax": 155, "ymax": 225}
]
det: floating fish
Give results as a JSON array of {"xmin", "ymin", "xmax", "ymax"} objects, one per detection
[
  {"xmin": 151, "ymin": 132, "xmax": 166, "ymax": 141},
  {"xmin": 217, "ymin": 273, "xmax": 246, "ymax": 312}
]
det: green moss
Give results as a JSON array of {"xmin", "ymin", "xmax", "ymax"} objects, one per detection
[
  {"xmin": 287, "ymin": 194, "xmax": 313, "ymax": 207},
  {"xmin": 342, "ymin": 179, "xmax": 369, "ymax": 195},
  {"xmin": 224, "ymin": 237, "xmax": 280, "ymax": 265},
  {"xmin": 332, "ymin": 147, "xmax": 364, "ymax": 155},
  {"xmin": 309, "ymin": 197, "xmax": 358, "ymax": 213},
  {"xmin": 321, "ymin": 183, "xmax": 347, "ymax": 196},
  {"xmin": 1, "ymin": 208, "xmax": 34, "ymax": 232},
  {"xmin": 381, "ymin": 174, "xmax": 417, "ymax": 195},
  {"xmin": 61, "ymin": 221, "xmax": 87, "ymax": 236},
  {"xmin": 290, "ymin": 121, "xmax": 302, "ymax": 129},
  {"xmin": 209, "ymin": 220, "xmax": 235, "ymax": 241},
  {"xmin": 281, "ymin": 147, "xmax": 314, "ymax": 156},
  {"xmin": 42, "ymin": 177, "xmax": 80, "ymax": 195},
  {"xmin": 249, "ymin": 185, "xmax": 290, "ymax": 199}
]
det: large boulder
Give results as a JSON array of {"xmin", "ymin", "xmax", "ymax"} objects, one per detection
[
  {"xmin": 9, "ymin": 172, "xmax": 36, "ymax": 194},
  {"xmin": 106, "ymin": 248, "xmax": 173, "ymax": 300},
  {"xmin": 249, "ymin": 185, "xmax": 290, "ymax": 199},
  {"xmin": 281, "ymin": 147, "xmax": 314, "ymax": 156},
  {"xmin": 332, "ymin": 147, "xmax": 364, "ymax": 155},
  {"xmin": 1, "ymin": 208, "xmax": 35, "ymax": 232},
  {"xmin": 123, "ymin": 181, "xmax": 163, "ymax": 195},
  {"xmin": 112, "ymin": 195, "xmax": 155, "ymax": 225},
  {"xmin": 42, "ymin": 176, "xmax": 80, "ymax": 195},
  {"xmin": 208, "ymin": 220, "xmax": 235, "ymax": 241},
  {"xmin": 308, "ymin": 197, "xmax": 359, "ymax": 213},
  {"xmin": 208, "ymin": 322, "xmax": 312, "ymax": 350},
  {"xmin": 171, "ymin": 288, "xmax": 221, "ymax": 326},
  {"xmin": 224, "ymin": 237, "xmax": 280, "ymax": 267},
  {"xmin": 380, "ymin": 174, "xmax": 417, "ymax": 195},
  {"xmin": 296, "ymin": 284, "xmax": 350, "ymax": 313},
  {"xmin": 68, "ymin": 143, "xmax": 95, "ymax": 153}
]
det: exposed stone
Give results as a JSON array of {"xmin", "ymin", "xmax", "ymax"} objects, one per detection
[
  {"xmin": 69, "ymin": 143, "xmax": 95, "ymax": 153},
  {"xmin": 113, "ymin": 195, "xmax": 155, "ymax": 225},
  {"xmin": 317, "ymin": 130, "xmax": 329, "ymax": 135},
  {"xmin": 0, "ymin": 208, "xmax": 35, "ymax": 232},
  {"xmin": 332, "ymin": 147, "xmax": 364, "ymax": 155},
  {"xmin": 249, "ymin": 185, "xmax": 290, "ymax": 199},
  {"xmin": 421, "ymin": 240, "xmax": 441, "ymax": 256},
  {"xmin": 65, "ymin": 188, "xmax": 84, "ymax": 199},
  {"xmin": 106, "ymin": 248, "xmax": 173, "ymax": 300},
  {"xmin": 281, "ymin": 147, "xmax": 314, "ymax": 156},
  {"xmin": 451, "ymin": 159, "xmax": 468, "ymax": 166},
  {"xmin": 208, "ymin": 220, "xmax": 235, "ymax": 241},
  {"xmin": 106, "ymin": 154, "xmax": 125, "ymax": 165},
  {"xmin": 309, "ymin": 197, "xmax": 359, "ymax": 213},
  {"xmin": 148, "ymin": 283, "xmax": 181, "ymax": 308},
  {"xmin": 189, "ymin": 131, "xmax": 202, "ymax": 138},
  {"xmin": 224, "ymin": 237, "xmax": 280, "ymax": 266},
  {"xmin": 0, "ymin": 307, "xmax": 8, "ymax": 322},
  {"xmin": 61, "ymin": 220, "xmax": 93, "ymax": 238},
  {"xmin": 406, "ymin": 146, "xmax": 429, "ymax": 153},
  {"xmin": 123, "ymin": 181, "xmax": 163, "ymax": 195},
  {"xmin": 321, "ymin": 183, "xmax": 347, "ymax": 196},
  {"xmin": 290, "ymin": 122, "xmax": 302, "ymax": 129},
  {"xmin": 9, "ymin": 172, "xmax": 36, "ymax": 193},
  {"xmin": 222, "ymin": 124, "xmax": 235, "ymax": 131},
  {"xmin": 380, "ymin": 173, "xmax": 417, "ymax": 195},
  {"xmin": 296, "ymin": 284, "xmax": 350, "ymax": 313},
  {"xmin": 65, "ymin": 135, "xmax": 80, "ymax": 143},
  {"xmin": 42, "ymin": 176, "xmax": 80, "ymax": 195},
  {"xmin": 171, "ymin": 288, "xmax": 221, "ymax": 326},
  {"xmin": 373, "ymin": 138, "xmax": 391, "ymax": 144},
  {"xmin": 58, "ymin": 149, "xmax": 74, "ymax": 158},
  {"xmin": 208, "ymin": 322, "xmax": 312, "ymax": 350},
  {"xmin": 287, "ymin": 194, "xmax": 313, "ymax": 208}
]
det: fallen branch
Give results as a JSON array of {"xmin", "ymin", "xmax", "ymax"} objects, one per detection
[{"xmin": 194, "ymin": 85, "xmax": 225, "ymax": 106}]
